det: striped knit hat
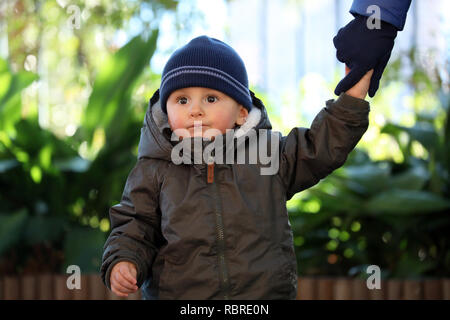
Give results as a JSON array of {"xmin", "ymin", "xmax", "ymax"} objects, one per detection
[{"xmin": 159, "ymin": 35, "xmax": 252, "ymax": 114}]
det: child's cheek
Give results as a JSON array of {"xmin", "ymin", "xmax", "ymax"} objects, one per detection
[
  {"xmin": 167, "ymin": 108, "xmax": 184, "ymax": 130},
  {"xmin": 171, "ymin": 118, "xmax": 185, "ymax": 131},
  {"xmin": 214, "ymin": 109, "xmax": 235, "ymax": 129}
]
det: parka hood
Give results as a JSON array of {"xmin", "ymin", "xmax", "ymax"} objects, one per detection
[{"xmin": 137, "ymin": 89, "xmax": 272, "ymax": 163}]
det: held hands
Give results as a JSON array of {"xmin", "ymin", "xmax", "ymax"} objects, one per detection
[
  {"xmin": 344, "ymin": 65, "xmax": 373, "ymax": 100},
  {"xmin": 333, "ymin": 14, "xmax": 397, "ymax": 97},
  {"xmin": 110, "ymin": 261, "xmax": 138, "ymax": 297}
]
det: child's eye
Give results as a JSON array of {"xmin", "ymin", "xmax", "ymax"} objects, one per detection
[
  {"xmin": 206, "ymin": 95, "xmax": 218, "ymax": 103},
  {"xmin": 177, "ymin": 97, "xmax": 188, "ymax": 105}
]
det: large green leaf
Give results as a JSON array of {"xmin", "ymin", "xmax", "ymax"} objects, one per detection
[
  {"xmin": 366, "ymin": 189, "xmax": 450, "ymax": 215},
  {"xmin": 381, "ymin": 122, "xmax": 440, "ymax": 153},
  {"xmin": 0, "ymin": 208, "xmax": 28, "ymax": 256},
  {"xmin": 9, "ymin": 118, "xmax": 80, "ymax": 171},
  {"xmin": 406, "ymin": 122, "xmax": 440, "ymax": 152},
  {"xmin": 24, "ymin": 215, "xmax": 68, "ymax": 245},
  {"xmin": 289, "ymin": 209, "xmax": 334, "ymax": 234},
  {"xmin": 339, "ymin": 163, "xmax": 391, "ymax": 195},
  {"xmin": 390, "ymin": 165, "xmax": 429, "ymax": 191},
  {"xmin": 391, "ymin": 252, "xmax": 436, "ymax": 278},
  {"xmin": 0, "ymin": 58, "xmax": 38, "ymax": 132},
  {"xmin": 81, "ymin": 30, "xmax": 159, "ymax": 145},
  {"xmin": 63, "ymin": 226, "xmax": 106, "ymax": 273},
  {"xmin": 308, "ymin": 188, "xmax": 363, "ymax": 213}
]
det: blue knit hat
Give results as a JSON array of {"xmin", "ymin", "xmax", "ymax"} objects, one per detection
[{"xmin": 159, "ymin": 35, "xmax": 252, "ymax": 114}]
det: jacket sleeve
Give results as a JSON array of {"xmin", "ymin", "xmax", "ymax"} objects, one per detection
[
  {"xmin": 278, "ymin": 93, "xmax": 370, "ymax": 200},
  {"xmin": 350, "ymin": 0, "xmax": 412, "ymax": 31},
  {"xmin": 100, "ymin": 158, "xmax": 163, "ymax": 290}
]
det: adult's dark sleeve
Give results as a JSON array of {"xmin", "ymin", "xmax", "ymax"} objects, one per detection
[{"xmin": 350, "ymin": 0, "xmax": 412, "ymax": 31}]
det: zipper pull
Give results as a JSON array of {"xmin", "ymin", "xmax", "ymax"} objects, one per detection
[{"xmin": 207, "ymin": 156, "xmax": 214, "ymax": 183}]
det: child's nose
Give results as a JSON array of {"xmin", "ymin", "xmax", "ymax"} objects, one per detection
[{"xmin": 189, "ymin": 103, "xmax": 204, "ymax": 118}]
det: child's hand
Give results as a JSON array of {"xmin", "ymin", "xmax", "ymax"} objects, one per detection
[
  {"xmin": 344, "ymin": 66, "xmax": 374, "ymax": 100},
  {"xmin": 110, "ymin": 261, "xmax": 138, "ymax": 297}
]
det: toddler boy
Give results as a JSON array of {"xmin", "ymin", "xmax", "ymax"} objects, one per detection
[{"xmin": 101, "ymin": 35, "xmax": 372, "ymax": 299}]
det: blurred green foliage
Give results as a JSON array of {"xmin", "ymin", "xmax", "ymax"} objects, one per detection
[
  {"xmin": 0, "ymin": 0, "xmax": 199, "ymax": 275},
  {"xmin": 288, "ymin": 50, "xmax": 450, "ymax": 279},
  {"xmin": 0, "ymin": 1, "xmax": 448, "ymax": 280},
  {"xmin": 2, "ymin": 0, "xmax": 201, "ymax": 137},
  {"xmin": 0, "ymin": 30, "xmax": 158, "ymax": 274}
]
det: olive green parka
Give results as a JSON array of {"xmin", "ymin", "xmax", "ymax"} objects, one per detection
[{"xmin": 101, "ymin": 89, "xmax": 370, "ymax": 299}]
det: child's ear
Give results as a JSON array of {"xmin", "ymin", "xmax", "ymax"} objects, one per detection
[{"xmin": 235, "ymin": 105, "xmax": 249, "ymax": 126}]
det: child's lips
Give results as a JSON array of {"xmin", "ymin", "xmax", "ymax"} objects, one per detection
[{"xmin": 188, "ymin": 124, "xmax": 209, "ymax": 129}]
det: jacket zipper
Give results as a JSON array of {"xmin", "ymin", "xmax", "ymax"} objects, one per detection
[
  {"xmin": 207, "ymin": 162, "xmax": 214, "ymax": 183},
  {"xmin": 207, "ymin": 155, "xmax": 231, "ymax": 299}
]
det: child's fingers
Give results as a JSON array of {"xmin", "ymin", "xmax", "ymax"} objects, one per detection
[
  {"xmin": 119, "ymin": 264, "xmax": 137, "ymax": 285},
  {"xmin": 111, "ymin": 285, "xmax": 130, "ymax": 298},
  {"xmin": 111, "ymin": 276, "xmax": 136, "ymax": 294},
  {"xmin": 112, "ymin": 277, "xmax": 133, "ymax": 294},
  {"xmin": 111, "ymin": 285, "xmax": 129, "ymax": 297},
  {"xmin": 334, "ymin": 65, "xmax": 367, "ymax": 95},
  {"xmin": 114, "ymin": 270, "xmax": 138, "ymax": 291}
]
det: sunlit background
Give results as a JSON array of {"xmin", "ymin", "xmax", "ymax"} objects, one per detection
[{"xmin": 2, "ymin": 0, "xmax": 449, "ymax": 156}]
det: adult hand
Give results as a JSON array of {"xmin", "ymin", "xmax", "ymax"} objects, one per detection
[{"xmin": 333, "ymin": 14, "xmax": 398, "ymax": 97}]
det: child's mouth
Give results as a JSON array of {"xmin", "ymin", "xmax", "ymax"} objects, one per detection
[{"xmin": 188, "ymin": 124, "xmax": 209, "ymax": 130}]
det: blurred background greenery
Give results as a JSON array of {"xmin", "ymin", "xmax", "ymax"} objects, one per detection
[{"xmin": 0, "ymin": 0, "xmax": 449, "ymax": 281}]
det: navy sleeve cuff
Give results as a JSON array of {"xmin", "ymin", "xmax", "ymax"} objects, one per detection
[{"xmin": 349, "ymin": 0, "xmax": 412, "ymax": 31}]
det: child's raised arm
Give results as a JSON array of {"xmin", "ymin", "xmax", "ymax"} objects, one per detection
[{"xmin": 277, "ymin": 71, "xmax": 371, "ymax": 199}]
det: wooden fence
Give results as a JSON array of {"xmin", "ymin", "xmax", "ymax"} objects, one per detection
[
  {"xmin": 296, "ymin": 277, "xmax": 450, "ymax": 300},
  {"xmin": 0, "ymin": 274, "xmax": 449, "ymax": 300}
]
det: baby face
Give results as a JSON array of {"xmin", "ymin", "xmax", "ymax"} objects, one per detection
[{"xmin": 166, "ymin": 87, "xmax": 249, "ymax": 139}]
